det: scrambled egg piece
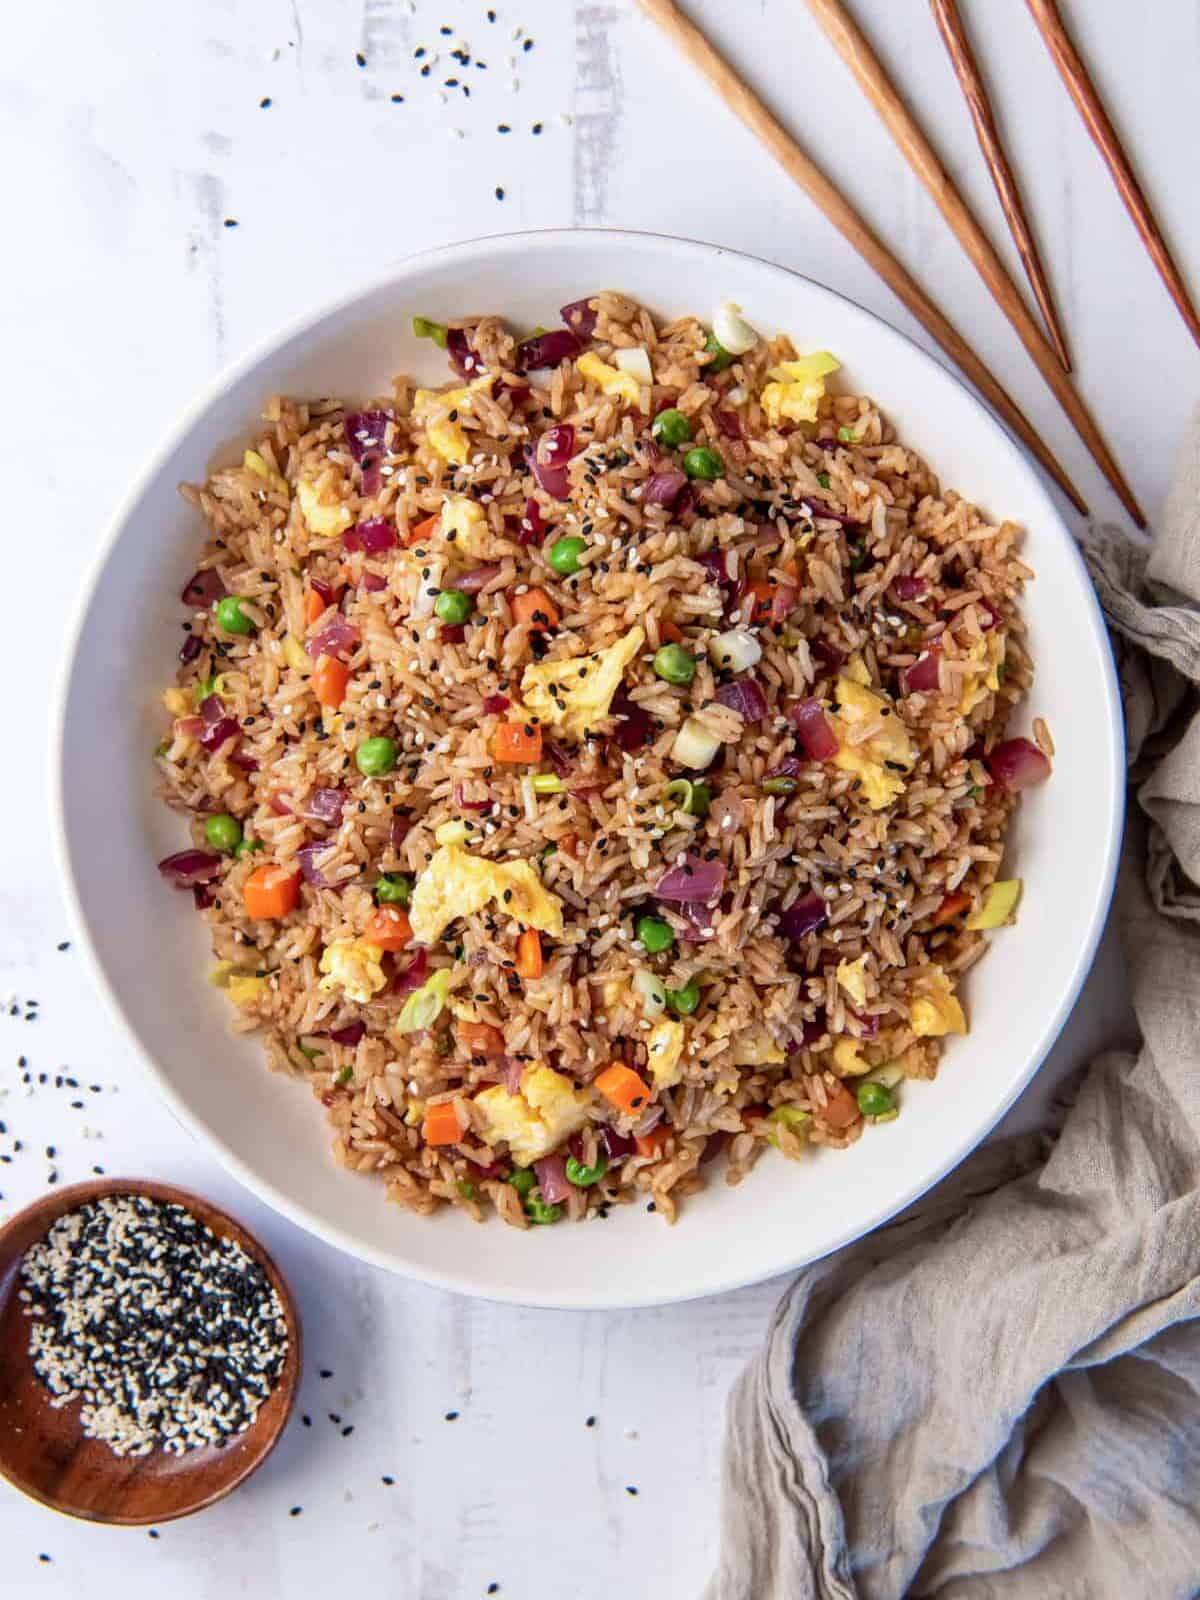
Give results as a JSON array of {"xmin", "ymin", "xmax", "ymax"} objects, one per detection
[
  {"xmin": 162, "ymin": 687, "xmax": 191, "ymax": 716},
  {"xmin": 576, "ymin": 350, "xmax": 641, "ymax": 407},
  {"xmin": 439, "ymin": 494, "xmax": 490, "ymax": 556},
  {"xmin": 243, "ymin": 449, "xmax": 289, "ymax": 496},
  {"xmin": 836, "ymin": 955, "xmax": 869, "ymax": 1009},
  {"xmin": 520, "ymin": 627, "xmax": 645, "ymax": 740},
  {"xmin": 832, "ymin": 1038, "xmax": 870, "ymax": 1077},
  {"xmin": 409, "ymin": 844, "xmax": 564, "ymax": 945},
  {"xmin": 208, "ymin": 961, "xmax": 267, "ymax": 1010},
  {"xmin": 909, "ymin": 967, "xmax": 968, "ymax": 1038},
  {"xmin": 646, "ymin": 1019, "xmax": 686, "ymax": 1089},
  {"xmin": 957, "ymin": 632, "xmax": 1006, "ymax": 716},
  {"xmin": 283, "ymin": 634, "xmax": 313, "ymax": 674},
  {"xmin": 760, "ymin": 351, "xmax": 840, "ymax": 426},
  {"xmin": 474, "ymin": 1065, "xmax": 591, "ymax": 1165},
  {"xmin": 296, "ymin": 478, "xmax": 353, "ymax": 540},
  {"xmin": 411, "ymin": 375, "xmax": 494, "ymax": 464},
  {"xmin": 829, "ymin": 676, "xmax": 916, "ymax": 811},
  {"xmin": 729, "ymin": 1027, "xmax": 786, "ymax": 1067},
  {"xmin": 318, "ymin": 939, "xmax": 388, "ymax": 1004},
  {"xmin": 844, "ymin": 651, "xmax": 872, "ymax": 688}
]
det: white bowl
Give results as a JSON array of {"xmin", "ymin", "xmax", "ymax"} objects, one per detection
[{"xmin": 54, "ymin": 230, "xmax": 1123, "ymax": 1309}]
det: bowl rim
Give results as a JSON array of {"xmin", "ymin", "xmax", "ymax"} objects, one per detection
[{"xmin": 50, "ymin": 227, "xmax": 1125, "ymax": 1308}]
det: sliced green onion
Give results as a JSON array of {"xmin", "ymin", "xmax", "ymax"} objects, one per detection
[
  {"xmin": 396, "ymin": 968, "xmax": 453, "ymax": 1034},
  {"xmin": 762, "ymin": 776, "xmax": 798, "ymax": 796},
  {"xmin": 965, "ymin": 878, "xmax": 1022, "ymax": 930},
  {"xmin": 457, "ymin": 1179, "xmax": 477, "ymax": 1200},
  {"xmin": 633, "ymin": 969, "xmax": 668, "ymax": 1017},
  {"xmin": 663, "ymin": 777, "xmax": 712, "ymax": 817},
  {"xmin": 336, "ymin": 1065, "xmax": 353, "ymax": 1085},
  {"xmin": 412, "ymin": 314, "xmax": 448, "ymax": 349},
  {"xmin": 532, "ymin": 773, "xmax": 566, "ymax": 794},
  {"xmin": 837, "ymin": 425, "xmax": 858, "ymax": 443}
]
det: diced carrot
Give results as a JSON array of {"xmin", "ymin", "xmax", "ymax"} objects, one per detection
[
  {"xmin": 659, "ymin": 619, "xmax": 684, "ymax": 644},
  {"xmin": 493, "ymin": 721, "xmax": 543, "ymax": 763},
  {"xmin": 595, "ymin": 1062, "xmax": 652, "ymax": 1114},
  {"xmin": 422, "ymin": 1100, "xmax": 464, "ymax": 1146},
  {"xmin": 557, "ymin": 833, "xmax": 577, "ymax": 858},
  {"xmin": 407, "ymin": 513, "xmax": 441, "ymax": 547},
  {"xmin": 243, "ymin": 864, "xmax": 301, "ymax": 920},
  {"xmin": 304, "ymin": 588, "xmax": 327, "ymax": 626},
  {"xmin": 512, "ymin": 587, "xmax": 560, "ymax": 629},
  {"xmin": 515, "ymin": 928, "xmax": 544, "ymax": 979},
  {"xmin": 312, "ymin": 654, "xmax": 350, "ymax": 709},
  {"xmin": 363, "ymin": 905, "xmax": 412, "ymax": 951},
  {"xmin": 931, "ymin": 890, "xmax": 972, "ymax": 928},
  {"xmin": 747, "ymin": 578, "xmax": 777, "ymax": 626},
  {"xmin": 816, "ymin": 1080, "xmax": 860, "ymax": 1132},
  {"xmin": 635, "ymin": 1126, "xmax": 671, "ymax": 1158},
  {"xmin": 457, "ymin": 1019, "xmax": 506, "ymax": 1058}
]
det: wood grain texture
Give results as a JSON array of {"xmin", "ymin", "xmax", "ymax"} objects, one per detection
[
  {"xmin": 929, "ymin": 0, "xmax": 1072, "ymax": 372},
  {"xmin": 1025, "ymin": 0, "xmax": 1200, "ymax": 349},
  {"xmin": 802, "ymin": 0, "xmax": 1143, "ymax": 526},
  {"xmin": 0, "ymin": 1179, "xmax": 300, "ymax": 1525},
  {"xmin": 634, "ymin": 0, "xmax": 1089, "ymax": 517}
]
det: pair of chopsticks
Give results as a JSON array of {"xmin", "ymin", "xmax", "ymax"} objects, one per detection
[{"xmin": 636, "ymin": 0, "xmax": 1192, "ymax": 529}]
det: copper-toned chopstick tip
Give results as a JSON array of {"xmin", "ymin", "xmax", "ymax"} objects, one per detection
[
  {"xmin": 1025, "ymin": 0, "xmax": 1200, "ymax": 351},
  {"xmin": 633, "ymin": 0, "xmax": 1090, "ymax": 520},
  {"xmin": 929, "ymin": 0, "xmax": 1072, "ymax": 372}
]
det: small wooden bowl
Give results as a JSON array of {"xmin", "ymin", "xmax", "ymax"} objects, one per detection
[{"xmin": 0, "ymin": 1177, "xmax": 301, "ymax": 1524}]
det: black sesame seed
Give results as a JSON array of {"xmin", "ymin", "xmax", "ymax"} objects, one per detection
[
  {"xmin": 355, "ymin": 51, "xmax": 366, "ymax": 66},
  {"xmin": 382, "ymin": 1474, "xmax": 395, "ymax": 1485},
  {"xmin": 223, "ymin": 218, "xmax": 238, "ymax": 228},
  {"xmin": 260, "ymin": 96, "xmax": 272, "ymax": 108},
  {"xmin": 444, "ymin": 1409, "xmax": 459, "ymax": 1421},
  {"xmin": 289, "ymin": 1506, "xmax": 303, "ymax": 1517},
  {"xmin": 495, "ymin": 186, "xmax": 505, "ymax": 201}
]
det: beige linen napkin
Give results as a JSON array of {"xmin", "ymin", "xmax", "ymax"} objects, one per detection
[{"xmin": 708, "ymin": 419, "xmax": 1200, "ymax": 1600}]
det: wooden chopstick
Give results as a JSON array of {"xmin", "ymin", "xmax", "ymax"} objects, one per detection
[
  {"xmin": 633, "ymin": 0, "xmax": 1089, "ymax": 519},
  {"xmin": 930, "ymin": 0, "xmax": 1072, "ymax": 373},
  {"xmin": 803, "ymin": 0, "xmax": 1142, "ymax": 527},
  {"xmin": 1025, "ymin": 0, "xmax": 1200, "ymax": 349}
]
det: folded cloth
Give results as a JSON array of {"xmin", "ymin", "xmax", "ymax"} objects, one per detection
[{"xmin": 708, "ymin": 422, "xmax": 1200, "ymax": 1600}]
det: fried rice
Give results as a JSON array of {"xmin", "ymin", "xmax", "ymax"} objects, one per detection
[{"xmin": 154, "ymin": 290, "xmax": 1052, "ymax": 1228}]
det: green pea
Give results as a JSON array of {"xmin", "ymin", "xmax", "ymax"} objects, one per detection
[
  {"xmin": 524, "ymin": 1194, "xmax": 563, "ymax": 1225},
  {"xmin": 215, "ymin": 596, "xmax": 255, "ymax": 635},
  {"xmin": 548, "ymin": 536, "xmax": 587, "ymax": 576},
  {"xmin": 666, "ymin": 977, "xmax": 701, "ymax": 1015},
  {"xmin": 235, "ymin": 836, "xmax": 264, "ymax": 859},
  {"xmin": 412, "ymin": 314, "xmax": 448, "ymax": 349},
  {"xmin": 204, "ymin": 813, "xmax": 243, "ymax": 853},
  {"xmin": 816, "ymin": 472, "xmax": 831, "ymax": 488},
  {"xmin": 652, "ymin": 408, "xmax": 693, "ymax": 447},
  {"xmin": 856, "ymin": 1081, "xmax": 895, "ymax": 1117},
  {"xmin": 434, "ymin": 589, "xmax": 473, "ymax": 625},
  {"xmin": 508, "ymin": 1167, "xmax": 536, "ymax": 1197},
  {"xmin": 653, "ymin": 643, "xmax": 696, "ymax": 686},
  {"xmin": 683, "ymin": 446, "xmax": 725, "ymax": 481},
  {"xmin": 837, "ymin": 425, "xmax": 858, "ymax": 443},
  {"xmin": 703, "ymin": 332, "xmax": 733, "ymax": 372},
  {"xmin": 375, "ymin": 873, "xmax": 412, "ymax": 905},
  {"xmin": 457, "ymin": 1179, "xmax": 477, "ymax": 1200},
  {"xmin": 564, "ymin": 1153, "xmax": 609, "ymax": 1188},
  {"xmin": 762, "ymin": 776, "xmax": 798, "ymax": 796},
  {"xmin": 636, "ymin": 914, "xmax": 674, "ymax": 955},
  {"xmin": 355, "ymin": 736, "xmax": 397, "ymax": 777}
]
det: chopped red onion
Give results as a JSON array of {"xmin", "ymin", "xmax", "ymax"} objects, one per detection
[
  {"xmin": 779, "ymin": 893, "xmax": 828, "ymax": 940},
  {"xmin": 179, "ymin": 634, "xmax": 203, "ymax": 665},
  {"xmin": 848, "ymin": 1007, "xmax": 880, "ymax": 1039},
  {"xmin": 304, "ymin": 787, "xmax": 347, "ymax": 827},
  {"xmin": 343, "ymin": 409, "xmax": 391, "ymax": 465},
  {"xmin": 641, "ymin": 468, "xmax": 688, "ymax": 507},
  {"xmin": 516, "ymin": 327, "xmax": 582, "ymax": 371},
  {"xmin": 609, "ymin": 691, "xmax": 651, "ymax": 752},
  {"xmin": 987, "ymin": 737, "xmax": 1052, "ymax": 790},
  {"xmin": 810, "ymin": 639, "xmax": 846, "ymax": 671},
  {"xmin": 805, "ymin": 497, "xmax": 860, "ymax": 529},
  {"xmin": 481, "ymin": 693, "xmax": 511, "ymax": 715},
  {"xmin": 158, "ymin": 850, "xmax": 222, "ymax": 889},
  {"xmin": 534, "ymin": 1153, "xmax": 572, "ymax": 1203},
  {"xmin": 453, "ymin": 781, "xmax": 490, "ymax": 812},
  {"xmin": 699, "ymin": 547, "xmax": 733, "ymax": 587},
  {"xmin": 527, "ymin": 425, "xmax": 576, "ymax": 500},
  {"xmin": 893, "ymin": 574, "xmax": 927, "ymax": 601},
  {"xmin": 560, "ymin": 297, "xmax": 598, "ymax": 339},
  {"xmin": 676, "ymin": 900, "xmax": 717, "ymax": 941},
  {"xmin": 360, "ymin": 570, "xmax": 388, "ymax": 593},
  {"xmin": 329, "ymin": 1021, "xmax": 366, "ymax": 1047},
  {"xmin": 446, "ymin": 326, "xmax": 486, "ymax": 380},
  {"xmin": 716, "ymin": 675, "xmax": 768, "ymax": 723},
  {"xmin": 193, "ymin": 884, "xmax": 215, "ymax": 910},
  {"xmin": 310, "ymin": 576, "xmax": 336, "ymax": 604},
  {"xmin": 349, "ymin": 517, "xmax": 396, "ymax": 555},
  {"xmin": 198, "ymin": 716, "xmax": 240, "ymax": 754},
  {"xmin": 715, "ymin": 410, "xmax": 743, "ymax": 440},
  {"xmin": 656, "ymin": 853, "xmax": 726, "ymax": 905},
  {"xmin": 230, "ymin": 752, "xmax": 259, "ymax": 773},
  {"xmin": 544, "ymin": 738, "xmax": 575, "ymax": 775},
  {"xmin": 392, "ymin": 947, "xmax": 429, "ymax": 994},
  {"xmin": 297, "ymin": 842, "xmax": 337, "ymax": 887},
  {"xmin": 502, "ymin": 1056, "xmax": 525, "ymax": 1095},
  {"xmin": 799, "ymin": 1007, "xmax": 828, "ymax": 1045},
  {"xmin": 788, "ymin": 698, "xmax": 839, "ymax": 760},
  {"xmin": 389, "ymin": 814, "xmax": 412, "ymax": 850},
  {"xmin": 674, "ymin": 484, "xmax": 697, "ymax": 523},
  {"xmin": 570, "ymin": 1126, "xmax": 635, "ymax": 1166},
  {"xmin": 199, "ymin": 694, "xmax": 224, "ymax": 726},
  {"xmin": 180, "ymin": 568, "xmax": 226, "ymax": 608},
  {"xmin": 500, "ymin": 379, "xmax": 531, "ymax": 404},
  {"xmin": 979, "ymin": 597, "xmax": 1001, "ymax": 629},
  {"xmin": 309, "ymin": 615, "xmax": 360, "ymax": 660},
  {"xmin": 448, "ymin": 564, "xmax": 502, "ymax": 593},
  {"xmin": 903, "ymin": 646, "xmax": 942, "ymax": 695},
  {"xmin": 765, "ymin": 756, "xmax": 805, "ymax": 781},
  {"xmin": 442, "ymin": 624, "xmax": 466, "ymax": 643}
]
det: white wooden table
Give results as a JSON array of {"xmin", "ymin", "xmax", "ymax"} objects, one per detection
[{"xmin": 3, "ymin": 1, "xmax": 1196, "ymax": 1593}]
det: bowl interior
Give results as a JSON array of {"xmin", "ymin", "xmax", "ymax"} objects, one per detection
[
  {"xmin": 0, "ymin": 1179, "xmax": 300, "ymax": 1523},
  {"xmin": 56, "ymin": 230, "xmax": 1122, "ymax": 1308}
]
